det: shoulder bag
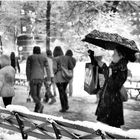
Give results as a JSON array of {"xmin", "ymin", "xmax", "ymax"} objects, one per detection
[
  {"xmin": 61, "ymin": 66, "xmax": 73, "ymax": 81},
  {"xmin": 84, "ymin": 63, "xmax": 99, "ymax": 95}
]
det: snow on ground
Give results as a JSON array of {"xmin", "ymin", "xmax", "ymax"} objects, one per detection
[
  {"xmin": 128, "ymin": 62, "xmax": 140, "ymax": 77},
  {"xmin": 73, "ymin": 61, "xmax": 89, "ymax": 97}
]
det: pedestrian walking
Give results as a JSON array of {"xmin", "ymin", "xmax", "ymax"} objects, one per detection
[
  {"xmin": 53, "ymin": 46, "xmax": 75, "ymax": 112},
  {"xmin": 26, "ymin": 46, "xmax": 51, "ymax": 113},
  {"xmin": 10, "ymin": 52, "xmax": 20, "ymax": 73},
  {"xmin": 43, "ymin": 49, "xmax": 56, "ymax": 105},
  {"xmin": 65, "ymin": 49, "xmax": 76, "ymax": 97},
  {"xmin": 0, "ymin": 55, "xmax": 15, "ymax": 107}
]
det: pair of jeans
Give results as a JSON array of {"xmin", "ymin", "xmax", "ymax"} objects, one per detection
[
  {"xmin": 66, "ymin": 78, "xmax": 73, "ymax": 96},
  {"xmin": 44, "ymin": 77, "xmax": 54, "ymax": 99},
  {"xmin": 56, "ymin": 82, "xmax": 68, "ymax": 110},
  {"xmin": 29, "ymin": 79, "xmax": 43, "ymax": 105}
]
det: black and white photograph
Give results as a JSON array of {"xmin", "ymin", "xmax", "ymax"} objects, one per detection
[{"xmin": 0, "ymin": 0, "xmax": 140, "ymax": 139}]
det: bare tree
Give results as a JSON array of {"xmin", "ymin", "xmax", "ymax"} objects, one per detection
[{"xmin": 46, "ymin": 0, "xmax": 51, "ymax": 50}]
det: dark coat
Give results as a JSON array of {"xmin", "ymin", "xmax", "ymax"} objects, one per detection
[
  {"xmin": 26, "ymin": 54, "xmax": 50, "ymax": 81},
  {"xmin": 95, "ymin": 58, "xmax": 128, "ymax": 127},
  {"xmin": 11, "ymin": 58, "xmax": 20, "ymax": 73}
]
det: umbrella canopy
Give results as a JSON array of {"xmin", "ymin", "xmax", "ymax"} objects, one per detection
[{"xmin": 82, "ymin": 29, "xmax": 140, "ymax": 62}]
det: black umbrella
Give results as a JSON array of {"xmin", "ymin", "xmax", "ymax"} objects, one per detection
[{"xmin": 82, "ymin": 29, "xmax": 140, "ymax": 62}]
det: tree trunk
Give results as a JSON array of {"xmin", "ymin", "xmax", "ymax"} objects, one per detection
[{"xmin": 46, "ymin": 0, "xmax": 51, "ymax": 51}]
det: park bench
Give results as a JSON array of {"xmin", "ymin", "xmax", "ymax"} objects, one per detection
[
  {"xmin": 0, "ymin": 105, "xmax": 139, "ymax": 139},
  {"xmin": 124, "ymin": 77, "xmax": 140, "ymax": 100},
  {"xmin": 15, "ymin": 73, "xmax": 27, "ymax": 86}
]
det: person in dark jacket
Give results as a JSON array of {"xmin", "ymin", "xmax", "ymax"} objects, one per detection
[
  {"xmin": 95, "ymin": 47, "xmax": 128, "ymax": 128},
  {"xmin": 26, "ymin": 46, "xmax": 51, "ymax": 113},
  {"xmin": 10, "ymin": 52, "xmax": 20, "ymax": 73},
  {"xmin": 65, "ymin": 49, "xmax": 76, "ymax": 97},
  {"xmin": 53, "ymin": 46, "xmax": 75, "ymax": 112}
]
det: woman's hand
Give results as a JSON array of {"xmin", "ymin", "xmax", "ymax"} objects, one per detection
[{"xmin": 95, "ymin": 57, "xmax": 104, "ymax": 67}]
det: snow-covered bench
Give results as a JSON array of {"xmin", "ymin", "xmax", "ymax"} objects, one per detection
[
  {"xmin": 0, "ymin": 105, "xmax": 139, "ymax": 139},
  {"xmin": 15, "ymin": 73, "xmax": 27, "ymax": 86},
  {"xmin": 124, "ymin": 78, "xmax": 140, "ymax": 100}
]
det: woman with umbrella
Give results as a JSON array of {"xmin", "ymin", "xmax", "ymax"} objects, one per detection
[
  {"xmin": 82, "ymin": 30, "xmax": 139, "ymax": 128},
  {"xmin": 95, "ymin": 48, "xmax": 128, "ymax": 128}
]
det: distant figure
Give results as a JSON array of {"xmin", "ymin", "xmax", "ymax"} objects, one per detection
[
  {"xmin": 43, "ymin": 49, "xmax": 56, "ymax": 105},
  {"xmin": 65, "ymin": 49, "xmax": 76, "ymax": 97},
  {"xmin": 10, "ymin": 52, "xmax": 20, "ymax": 73},
  {"xmin": 26, "ymin": 46, "xmax": 51, "ymax": 113},
  {"xmin": 53, "ymin": 46, "xmax": 75, "ymax": 112}
]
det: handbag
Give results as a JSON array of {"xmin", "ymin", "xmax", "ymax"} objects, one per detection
[
  {"xmin": 84, "ymin": 63, "xmax": 99, "ymax": 95},
  {"xmin": 120, "ymin": 85, "xmax": 128, "ymax": 102},
  {"xmin": 61, "ymin": 66, "xmax": 73, "ymax": 81}
]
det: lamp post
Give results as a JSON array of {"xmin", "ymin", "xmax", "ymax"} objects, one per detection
[
  {"xmin": 0, "ymin": 35, "xmax": 3, "ymax": 54},
  {"xmin": 46, "ymin": 0, "xmax": 51, "ymax": 50}
]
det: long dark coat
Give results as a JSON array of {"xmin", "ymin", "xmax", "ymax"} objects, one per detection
[{"xmin": 95, "ymin": 58, "xmax": 128, "ymax": 128}]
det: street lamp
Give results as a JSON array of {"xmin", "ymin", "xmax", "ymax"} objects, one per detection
[
  {"xmin": 0, "ymin": 36, "xmax": 3, "ymax": 54},
  {"xmin": 18, "ymin": 46, "xmax": 23, "ymax": 60}
]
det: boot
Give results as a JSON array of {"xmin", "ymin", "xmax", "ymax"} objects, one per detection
[
  {"xmin": 38, "ymin": 103, "xmax": 44, "ymax": 113},
  {"xmin": 34, "ymin": 104, "xmax": 39, "ymax": 112}
]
